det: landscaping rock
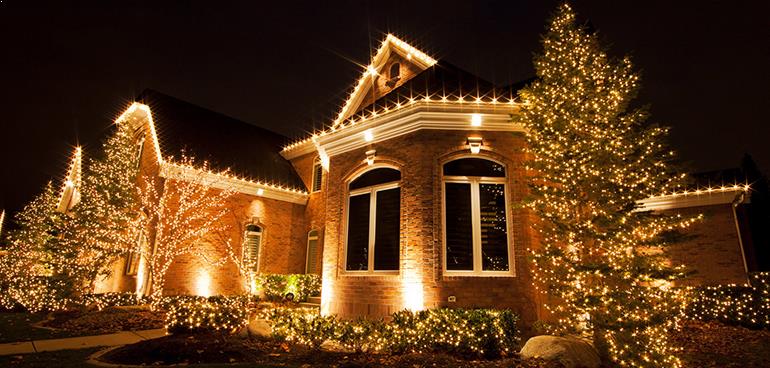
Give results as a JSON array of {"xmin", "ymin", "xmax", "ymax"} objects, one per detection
[
  {"xmin": 238, "ymin": 318, "xmax": 272, "ymax": 338},
  {"xmin": 319, "ymin": 339, "xmax": 352, "ymax": 353},
  {"xmin": 519, "ymin": 335, "xmax": 601, "ymax": 368}
]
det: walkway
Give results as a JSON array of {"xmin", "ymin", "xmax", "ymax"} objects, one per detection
[{"xmin": 0, "ymin": 328, "xmax": 166, "ymax": 356}]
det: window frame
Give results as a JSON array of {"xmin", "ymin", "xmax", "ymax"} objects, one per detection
[
  {"xmin": 305, "ymin": 229, "xmax": 320, "ymax": 274},
  {"xmin": 311, "ymin": 160, "xmax": 323, "ymax": 193},
  {"xmin": 243, "ymin": 225, "xmax": 263, "ymax": 274},
  {"xmin": 343, "ymin": 167, "xmax": 401, "ymax": 276},
  {"xmin": 441, "ymin": 157, "xmax": 514, "ymax": 277},
  {"xmin": 125, "ymin": 233, "xmax": 145, "ymax": 276}
]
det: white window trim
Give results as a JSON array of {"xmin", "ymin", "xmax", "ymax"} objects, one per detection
[
  {"xmin": 311, "ymin": 161, "xmax": 323, "ymax": 193},
  {"xmin": 305, "ymin": 230, "xmax": 320, "ymax": 274},
  {"xmin": 343, "ymin": 181, "xmax": 401, "ymax": 276},
  {"xmin": 442, "ymin": 170, "xmax": 514, "ymax": 277}
]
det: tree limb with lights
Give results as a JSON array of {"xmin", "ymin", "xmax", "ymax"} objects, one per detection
[
  {"xmin": 135, "ymin": 157, "xmax": 237, "ymax": 305},
  {"xmin": 521, "ymin": 4, "xmax": 700, "ymax": 367}
]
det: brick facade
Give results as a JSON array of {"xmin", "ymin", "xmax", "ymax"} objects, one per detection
[{"xmin": 319, "ymin": 129, "xmax": 542, "ymax": 326}]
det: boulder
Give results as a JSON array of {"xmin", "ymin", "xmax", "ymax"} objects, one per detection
[
  {"xmin": 319, "ymin": 339, "xmax": 353, "ymax": 353},
  {"xmin": 519, "ymin": 335, "xmax": 601, "ymax": 368},
  {"xmin": 237, "ymin": 318, "xmax": 272, "ymax": 338}
]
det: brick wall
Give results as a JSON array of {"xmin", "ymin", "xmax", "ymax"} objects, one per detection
[
  {"xmin": 321, "ymin": 129, "xmax": 542, "ymax": 327},
  {"xmin": 290, "ymin": 153, "xmax": 327, "ymax": 274},
  {"xmin": 665, "ymin": 204, "xmax": 749, "ymax": 286}
]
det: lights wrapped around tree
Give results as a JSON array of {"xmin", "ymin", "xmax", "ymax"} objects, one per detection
[{"xmin": 520, "ymin": 4, "xmax": 700, "ymax": 367}]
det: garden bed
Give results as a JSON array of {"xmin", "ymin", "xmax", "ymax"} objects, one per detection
[
  {"xmin": 673, "ymin": 320, "xmax": 770, "ymax": 368},
  {"xmin": 98, "ymin": 332, "xmax": 564, "ymax": 367},
  {"xmin": 42, "ymin": 306, "xmax": 165, "ymax": 335}
]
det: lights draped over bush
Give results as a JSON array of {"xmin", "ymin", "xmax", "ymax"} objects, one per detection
[
  {"xmin": 165, "ymin": 295, "xmax": 250, "ymax": 333},
  {"xmin": 266, "ymin": 307, "xmax": 520, "ymax": 358},
  {"xmin": 687, "ymin": 272, "xmax": 770, "ymax": 329},
  {"xmin": 256, "ymin": 274, "xmax": 321, "ymax": 302}
]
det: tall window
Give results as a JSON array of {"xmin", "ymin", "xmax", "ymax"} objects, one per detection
[
  {"xmin": 135, "ymin": 138, "xmax": 145, "ymax": 169},
  {"xmin": 311, "ymin": 160, "xmax": 323, "ymax": 192},
  {"xmin": 306, "ymin": 230, "xmax": 320, "ymax": 274},
  {"xmin": 244, "ymin": 224, "xmax": 262, "ymax": 273},
  {"xmin": 443, "ymin": 158, "xmax": 510, "ymax": 275},
  {"xmin": 345, "ymin": 167, "xmax": 401, "ymax": 273}
]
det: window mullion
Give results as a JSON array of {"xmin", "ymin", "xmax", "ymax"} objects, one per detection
[
  {"xmin": 471, "ymin": 180, "xmax": 482, "ymax": 274},
  {"xmin": 368, "ymin": 188, "xmax": 377, "ymax": 273}
]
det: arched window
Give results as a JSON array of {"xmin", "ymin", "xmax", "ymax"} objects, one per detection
[
  {"xmin": 306, "ymin": 230, "xmax": 320, "ymax": 274},
  {"xmin": 345, "ymin": 167, "xmax": 401, "ymax": 273},
  {"xmin": 389, "ymin": 63, "xmax": 400, "ymax": 80},
  {"xmin": 443, "ymin": 158, "xmax": 510, "ymax": 275},
  {"xmin": 311, "ymin": 157, "xmax": 323, "ymax": 192},
  {"xmin": 244, "ymin": 224, "xmax": 262, "ymax": 273}
]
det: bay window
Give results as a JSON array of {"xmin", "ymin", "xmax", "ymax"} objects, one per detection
[
  {"xmin": 443, "ymin": 158, "xmax": 511, "ymax": 275},
  {"xmin": 345, "ymin": 167, "xmax": 401, "ymax": 273}
]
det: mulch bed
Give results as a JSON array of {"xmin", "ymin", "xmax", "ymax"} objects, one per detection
[
  {"xmin": 100, "ymin": 333, "xmax": 565, "ymax": 367},
  {"xmin": 673, "ymin": 320, "xmax": 770, "ymax": 368},
  {"xmin": 42, "ymin": 306, "xmax": 165, "ymax": 335}
]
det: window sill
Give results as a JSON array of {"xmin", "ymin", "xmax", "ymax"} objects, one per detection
[
  {"xmin": 342, "ymin": 271, "xmax": 400, "ymax": 278},
  {"xmin": 442, "ymin": 271, "xmax": 516, "ymax": 279}
]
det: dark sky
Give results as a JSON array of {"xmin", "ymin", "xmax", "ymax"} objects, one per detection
[{"xmin": 1, "ymin": 0, "xmax": 769, "ymax": 216}]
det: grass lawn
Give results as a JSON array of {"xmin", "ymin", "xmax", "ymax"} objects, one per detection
[{"xmin": 0, "ymin": 312, "xmax": 78, "ymax": 343}]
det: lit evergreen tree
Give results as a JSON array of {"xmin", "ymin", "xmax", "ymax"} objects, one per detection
[
  {"xmin": 64, "ymin": 119, "xmax": 141, "ymax": 291},
  {"xmin": 520, "ymin": 4, "xmax": 700, "ymax": 367},
  {"xmin": 0, "ymin": 182, "xmax": 74, "ymax": 311}
]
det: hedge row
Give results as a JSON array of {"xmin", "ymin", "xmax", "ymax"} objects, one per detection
[
  {"xmin": 256, "ymin": 274, "xmax": 321, "ymax": 302},
  {"xmin": 266, "ymin": 307, "xmax": 521, "ymax": 358},
  {"xmin": 165, "ymin": 295, "xmax": 250, "ymax": 333},
  {"xmin": 687, "ymin": 272, "xmax": 770, "ymax": 329}
]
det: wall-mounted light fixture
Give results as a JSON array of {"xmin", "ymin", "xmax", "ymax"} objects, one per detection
[
  {"xmin": 471, "ymin": 113, "xmax": 482, "ymax": 127},
  {"xmin": 467, "ymin": 137, "xmax": 483, "ymax": 154},
  {"xmin": 256, "ymin": 188, "xmax": 264, "ymax": 196},
  {"xmin": 364, "ymin": 129, "xmax": 374, "ymax": 142},
  {"xmin": 365, "ymin": 149, "xmax": 376, "ymax": 165}
]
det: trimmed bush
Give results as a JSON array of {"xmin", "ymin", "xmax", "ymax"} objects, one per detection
[
  {"xmin": 83, "ymin": 292, "xmax": 147, "ymax": 310},
  {"xmin": 265, "ymin": 307, "xmax": 521, "ymax": 358},
  {"xmin": 165, "ymin": 295, "xmax": 249, "ymax": 334},
  {"xmin": 687, "ymin": 272, "xmax": 770, "ymax": 329}
]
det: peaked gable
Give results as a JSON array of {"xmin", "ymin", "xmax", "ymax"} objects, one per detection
[{"xmin": 333, "ymin": 34, "xmax": 436, "ymax": 128}]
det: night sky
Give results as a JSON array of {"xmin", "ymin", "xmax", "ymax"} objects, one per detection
[{"xmin": 1, "ymin": 0, "xmax": 768, "ymax": 217}]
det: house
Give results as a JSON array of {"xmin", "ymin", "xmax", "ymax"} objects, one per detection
[{"xmin": 71, "ymin": 35, "xmax": 755, "ymax": 327}]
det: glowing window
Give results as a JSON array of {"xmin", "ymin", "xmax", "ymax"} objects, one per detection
[
  {"xmin": 443, "ymin": 158, "xmax": 510, "ymax": 275},
  {"xmin": 312, "ymin": 161, "xmax": 323, "ymax": 192}
]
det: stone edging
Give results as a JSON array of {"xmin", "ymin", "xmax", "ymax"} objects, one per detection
[{"xmin": 86, "ymin": 345, "xmax": 141, "ymax": 368}]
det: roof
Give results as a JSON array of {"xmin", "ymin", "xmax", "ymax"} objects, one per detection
[
  {"xmin": 135, "ymin": 89, "xmax": 306, "ymax": 191},
  {"xmin": 350, "ymin": 60, "xmax": 520, "ymax": 117}
]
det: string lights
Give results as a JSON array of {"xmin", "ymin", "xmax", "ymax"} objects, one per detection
[{"xmin": 522, "ymin": 4, "xmax": 700, "ymax": 367}]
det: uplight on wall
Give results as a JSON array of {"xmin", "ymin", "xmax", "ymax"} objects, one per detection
[
  {"xmin": 365, "ymin": 149, "xmax": 376, "ymax": 165},
  {"xmin": 467, "ymin": 137, "xmax": 483, "ymax": 154},
  {"xmin": 471, "ymin": 113, "xmax": 482, "ymax": 127}
]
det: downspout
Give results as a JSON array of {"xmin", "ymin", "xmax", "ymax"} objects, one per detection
[{"xmin": 731, "ymin": 191, "xmax": 750, "ymax": 283}]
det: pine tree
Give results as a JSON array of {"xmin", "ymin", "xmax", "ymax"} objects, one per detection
[
  {"xmin": 0, "ymin": 182, "xmax": 73, "ymax": 311},
  {"xmin": 66, "ymin": 119, "xmax": 141, "ymax": 290},
  {"xmin": 520, "ymin": 4, "xmax": 699, "ymax": 367}
]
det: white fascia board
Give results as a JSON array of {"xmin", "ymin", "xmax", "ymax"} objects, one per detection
[
  {"xmin": 315, "ymin": 103, "xmax": 523, "ymax": 157},
  {"xmin": 159, "ymin": 163, "xmax": 308, "ymax": 205},
  {"xmin": 636, "ymin": 189, "xmax": 745, "ymax": 211}
]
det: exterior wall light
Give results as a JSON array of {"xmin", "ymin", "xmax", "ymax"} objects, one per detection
[
  {"xmin": 471, "ymin": 113, "xmax": 482, "ymax": 127},
  {"xmin": 467, "ymin": 137, "xmax": 483, "ymax": 154},
  {"xmin": 364, "ymin": 129, "xmax": 374, "ymax": 142},
  {"xmin": 256, "ymin": 188, "xmax": 264, "ymax": 196},
  {"xmin": 366, "ymin": 149, "xmax": 376, "ymax": 165}
]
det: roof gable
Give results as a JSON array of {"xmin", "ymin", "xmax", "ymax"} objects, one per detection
[{"xmin": 332, "ymin": 34, "xmax": 437, "ymax": 128}]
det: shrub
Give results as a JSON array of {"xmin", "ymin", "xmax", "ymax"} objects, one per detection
[
  {"xmin": 687, "ymin": 272, "xmax": 770, "ymax": 329},
  {"xmin": 256, "ymin": 274, "xmax": 321, "ymax": 302},
  {"xmin": 263, "ymin": 306, "xmax": 520, "ymax": 358},
  {"xmin": 268, "ymin": 307, "xmax": 337, "ymax": 348},
  {"xmin": 165, "ymin": 295, "xmax": 249, "ymax": 334}
]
